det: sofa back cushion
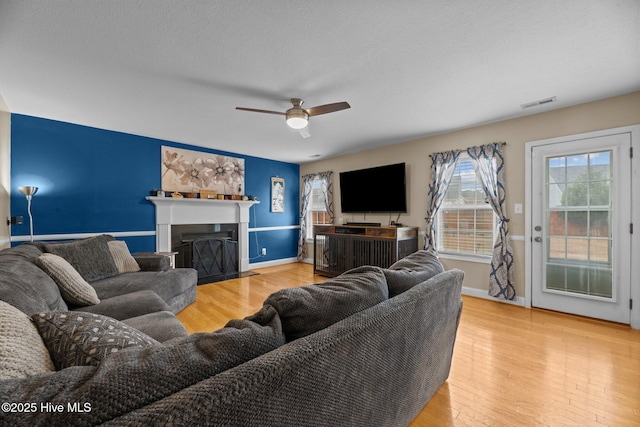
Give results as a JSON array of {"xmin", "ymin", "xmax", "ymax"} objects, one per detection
[
  {"xmin": 43, "ymin": 234, "xmax": 119, "ymax": 282},
  {"xmin": 257, "ymin": 265, "xmax": 388, "ymax": 342},
  {"xmin": 0, "ymin": 245, "xmax": 68, "ymax": 314},
  {"xmin": 383, "ymin": 250, "xmax": 445, "ymax": 297}
]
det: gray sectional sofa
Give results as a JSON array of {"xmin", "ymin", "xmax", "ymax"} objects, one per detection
[
  {"xmin": 0, "ymin": 248, "xmax": 463, "ymax": 427},
  {"xmin": 0, "ymin": 235, "xmax": 197, "ymax": 342}
]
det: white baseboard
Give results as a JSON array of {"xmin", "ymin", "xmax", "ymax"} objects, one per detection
[
  {"xmin": 462, "ymin": 286, "xmax": 525, "ymax": 306},
  {"xmin": 249, "ymin": 257, "xmax": 299, "ymax": 269}
]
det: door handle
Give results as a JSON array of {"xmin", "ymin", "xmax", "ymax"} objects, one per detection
[{"xmin": 534, "ymin": 236, "xmax": 542, "ymax": 242}]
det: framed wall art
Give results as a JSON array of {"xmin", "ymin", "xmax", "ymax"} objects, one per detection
[
  {"xmin": 271, "ymin": 177, "xmax": 285, "ymax": 212},
  {"xmin": 161, "ymin": 146, "xmax": 245, "ymax": 195}
]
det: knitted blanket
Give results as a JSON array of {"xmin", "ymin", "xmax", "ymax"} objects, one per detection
[{"xmin": 0, "ymin": 307, "xmax": 284, "ymax": 426}]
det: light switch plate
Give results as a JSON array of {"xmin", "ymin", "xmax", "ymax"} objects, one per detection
[{"xmin": 514, "ymin": 203, "xmax": 523, "ymax": 214}]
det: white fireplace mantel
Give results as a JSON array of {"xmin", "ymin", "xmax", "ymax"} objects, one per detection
[{"xmin": 146, "ymin": 196, "xmax": 259, "ymax": 272}]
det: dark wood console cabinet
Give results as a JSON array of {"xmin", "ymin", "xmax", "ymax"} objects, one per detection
[{"xmin": 313, "ymin": 225, "xmax": 419, "ymax": 277}]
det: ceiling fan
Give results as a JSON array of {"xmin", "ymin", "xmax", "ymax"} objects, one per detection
[{"xmin": 236, "ymin": 98, "xmax": 350, "ymax": 138}]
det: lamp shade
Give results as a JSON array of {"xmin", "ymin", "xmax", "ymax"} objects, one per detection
[{"xmin": 19, "ymin": 186, "xmax": 38, "ymax": 198}]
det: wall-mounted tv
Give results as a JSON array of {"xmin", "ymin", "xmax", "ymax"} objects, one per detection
[{"xmin": 339, "ymin": 162, "xmax": 407, "ymax": 213}]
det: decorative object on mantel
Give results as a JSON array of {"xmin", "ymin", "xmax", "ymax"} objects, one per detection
[
  {"xmin": 161, "ymin": 146, "xmax": 245, "ymax": 196},
  {"xmin": 200, "ymin": 189, "xmax": 217, "ymax": 199},
  {"xmin": 271, "ymin": 177, "xmax": 285, "ymax": 213},
  {"xmin": 171, "ymin": 192, "xmax": 183, "ymax": 198}
]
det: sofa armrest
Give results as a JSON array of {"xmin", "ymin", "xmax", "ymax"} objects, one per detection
[
  {"xmin": 132, "ymin": 252, "xmax": 171, "ymax": 271},
  {"xmin": 75, "ymin": 290, "xmax": 172, "ymax": 320}
]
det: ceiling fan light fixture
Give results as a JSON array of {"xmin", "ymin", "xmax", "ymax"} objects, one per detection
[{"xmin": 286, "ymin": 108, "xmax": 309, "ymax": 129}]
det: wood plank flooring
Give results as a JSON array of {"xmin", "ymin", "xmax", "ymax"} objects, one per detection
[{"xmin": 176, "ymin": 263, "xmax": 640, "ymax": 426}]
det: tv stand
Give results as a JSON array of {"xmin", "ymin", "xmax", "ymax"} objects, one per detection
[{"xmin": 313, "ymin": 225, "xmax": 418, "ymax": 277}]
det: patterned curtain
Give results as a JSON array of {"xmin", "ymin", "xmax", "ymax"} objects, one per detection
[
  {"xmin": 297, "ymin": 172, "xmax": 333, "ymax": 261},
  {"xmin": 317, "ymin": 171, "xmax": 334, "ymax": 221},
  {"xmin": 297, "ymin": 174, "xmax": 316, "ymax": 261},
  {"xmin": 467, "ymin": 143, "xmax": 515, "ymax": 300},
  {"xmin": 424, "ymin": 150, "xmax": 460, "ymax": 252}
]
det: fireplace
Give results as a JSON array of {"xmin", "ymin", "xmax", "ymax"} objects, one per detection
[
  {"xmin": 172, "ymin": 224, "xmax": 239, "ymax": 284},
  {"xmin": 146, "ymin": 197, "xmax": 259, "ymax": 274}
]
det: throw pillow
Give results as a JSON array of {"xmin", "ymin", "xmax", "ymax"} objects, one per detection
[
  {"xmin": 43, "ymin": 234, "xmax": 119, "ymax": 282},
  {"xmin": 107, "ymin": 240, "xmax": 141, "ymax": 273},
  {"xmin": 32, "ymin": 311, "xmax": 160, "ymax": 369},
  {"xmin": 35, "ymin": 253, "xmax": 101, "ymax": 306},
  {"xmin": 383, "ymin": 250, "xmax": 445, "ymax": 297},
  {"xmin": 256, "ymin": 265, "xmax": 388, "ymax": 342},
  {"xmin": 0, "ymin": 300, "xmax": 55, "ymax": 379}
]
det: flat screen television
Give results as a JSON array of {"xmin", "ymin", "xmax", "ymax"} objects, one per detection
[{"xmin": 339, "ymin": 162, "xmax": 407, "ymax": 213}]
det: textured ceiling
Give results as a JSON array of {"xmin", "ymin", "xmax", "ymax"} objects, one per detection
[{"xmin": 0, "ymin": 1, "xmax": 638, "ymax": 164}]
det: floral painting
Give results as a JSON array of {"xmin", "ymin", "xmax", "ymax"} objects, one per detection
[{"xmin": 161, "ymin": 146, "xmax": 245, "ymax": 195}]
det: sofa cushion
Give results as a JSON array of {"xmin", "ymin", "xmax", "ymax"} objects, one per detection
[
  {"xmin": 35, "ymin": 253, "xmax": 101, "ymax": 306},
  {"xmin": 0, "ymin": 300, "xmax": 55, "ymax": 379},
  {"xmin": 0, "ymin": 251, "xmax": 68, "ymax": 314},
  {"xmin": 90, "ymin": 269, "xmax": 197, "ymax": 312},
  {"xmin": 383, "ymin": 250, "xmax": 445, "ymax": 297},
  {"xmin": 0, "ymin": 242, "xmax": 43, "ymax": 261},
  {"xmin": 77, "ymin": 290, "xmax": 172, "ymax": 321},
  {"xmin": 32, "ymin": 311, "xmax": 160, "ymax": 369},
  {"xmin": 257, "ymin": 265, "xmax": 388, "ymax": 342},
  {"xmin": 133, "ymin": 252, "xmax": 171, "ymax": 271},
  {"xmin": 43, "ymin": 234, "xmax": 119, "ymax": 282},
  {"xmin": 108, "ymin": 240, "xmax": 141, "ymax": 273},
  {"xmin": 122, "ymin": 311, "xmax": 189, "ymax": 343}
]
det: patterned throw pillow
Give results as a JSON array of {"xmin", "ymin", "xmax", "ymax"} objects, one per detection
[
  {"xmin": 0, "ymin": 300, "xmax": 55, "ymax": 379},
  {"xmin": 35, "ymin": 253, "xmax": 100, "ymax": 306},
  {"xmin": 107, "ymin": 240, "xmax": 141, "ymax": 273},
  {"xmin": 32, "ymin": 311, "xmax": 160, "ymax": 369}
]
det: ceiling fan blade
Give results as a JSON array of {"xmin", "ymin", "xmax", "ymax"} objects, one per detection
[
  {"xmin": 305, "ymin": 102, "xmax": 351, "ymax": 116},
  {"xmin": 235, "ymin": 107, "xmax": 286, "ymax": 116},
  {"xmin": 299, "ymin": 125, "xmax": 311, "ymax": 138}
]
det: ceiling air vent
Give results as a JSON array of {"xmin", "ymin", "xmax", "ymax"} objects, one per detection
[{"xmin": 521, "ymin": 96, "xmax": 557, "ymax": 110}]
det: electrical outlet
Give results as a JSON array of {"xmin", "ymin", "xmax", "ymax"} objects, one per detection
[{"xmin": 261, "ymin": 248, "xmax": 267, "ymax": 256}]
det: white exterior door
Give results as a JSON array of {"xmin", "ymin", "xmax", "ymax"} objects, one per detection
[{"xmin": 528, "ymin": 130, "xmax": 632, "ymax": 324}]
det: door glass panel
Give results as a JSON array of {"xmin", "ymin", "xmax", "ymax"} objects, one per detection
[{"xmin": 545, "ymin": 150, "xmax": 613, "ymax": 299}]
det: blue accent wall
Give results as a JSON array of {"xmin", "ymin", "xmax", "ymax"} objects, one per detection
[{"xmin": 10, "ymin": 114, "xmax": 300, "ymax": 260}]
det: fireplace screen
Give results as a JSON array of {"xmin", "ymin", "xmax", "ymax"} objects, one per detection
[
  {"xmin": 177, "ymin": 238, "xmax": 239, "ymax": 284},
  {"xmin": 172, "ymin": 224, "xmax": 240, "ymax": 284}
]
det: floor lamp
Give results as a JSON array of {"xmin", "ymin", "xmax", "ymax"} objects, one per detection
[{"xmin": 19, "ymin": 186, "xmax": 38, "ymax": 242}]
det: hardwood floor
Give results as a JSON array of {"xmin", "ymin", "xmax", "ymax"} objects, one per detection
[{"xmin": 176, "ymin": 263, "xmax": 640, "ymax": 426}]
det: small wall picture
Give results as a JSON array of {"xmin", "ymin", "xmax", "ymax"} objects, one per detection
[{"xmin": 271, "ymin": 177, "xmax": 285, "ymax": 213}]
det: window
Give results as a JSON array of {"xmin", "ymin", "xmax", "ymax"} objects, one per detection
[
  {"xmin": 436, "ymin": 154, "xmax": 497, "ymax": 257},
  {"xmin": 305, "ymin": 177, "xmax": 332, "ymax": 240}
]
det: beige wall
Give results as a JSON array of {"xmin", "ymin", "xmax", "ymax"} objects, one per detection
[
  {"xmin": 301, "ymin": 92, "xmax": 640, "ymax": 297},
  {"xmin": 0, "ymin": 95, "xmax": 10, "ymax": 249}
]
